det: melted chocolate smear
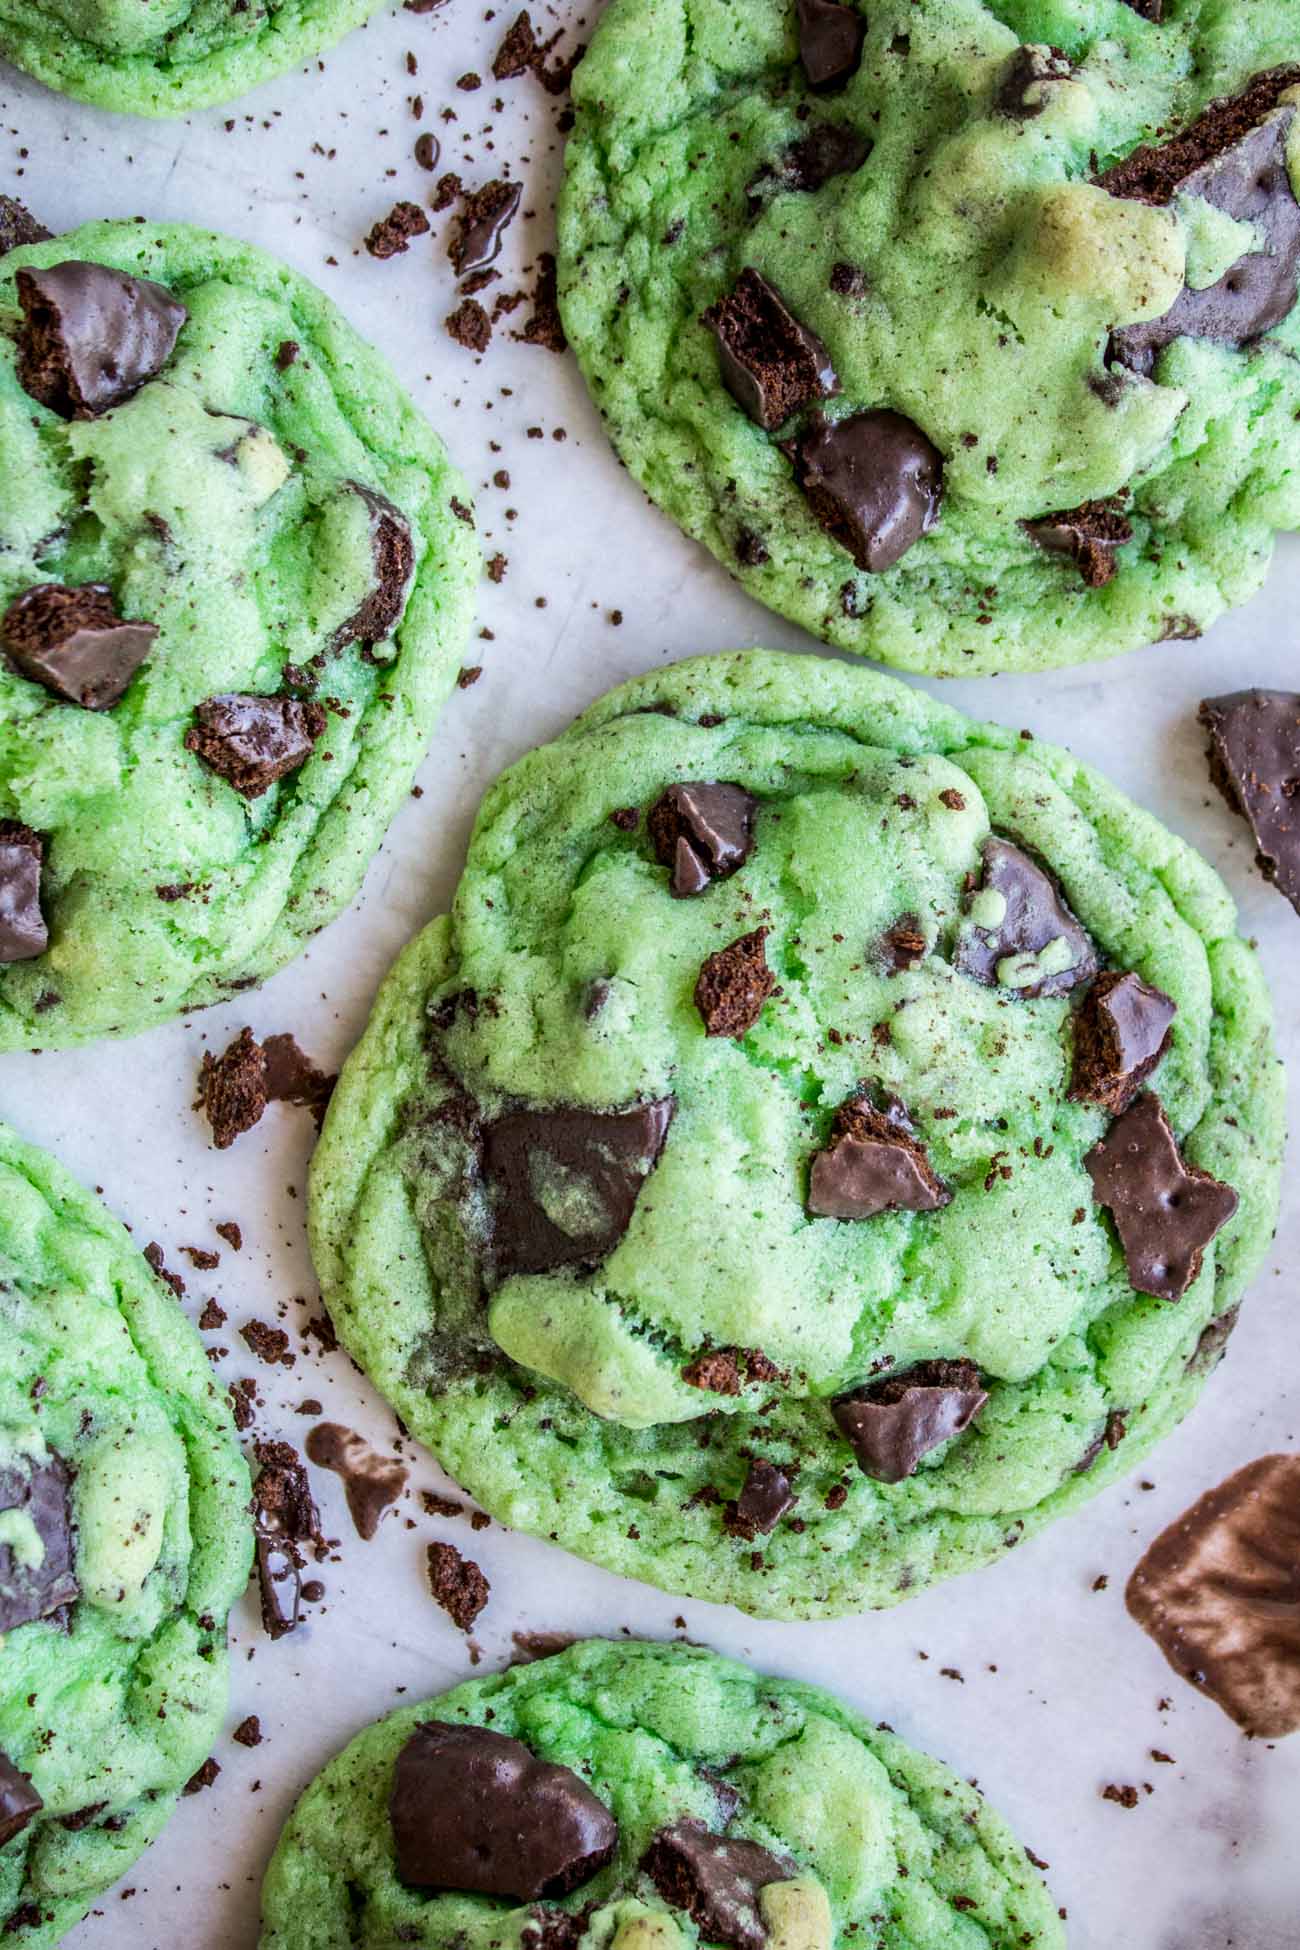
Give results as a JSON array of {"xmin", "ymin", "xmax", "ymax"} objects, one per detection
[
  {"xmin": 0, "ymin": 1452, "xmax": 77, "ymax": 1631},
  {"xmin": 450, "ymin": 179, "xmax": 523, "ymax": 279},
  {"xmin": 0, "ymin": 822, "xmax": 47, "ymax": 964},
  {"xmin": 723, "ymin": 1460, "xmax": 796, "ymax": 1539},
  {"xmin": 16, "ymin": 260, "xmax": 187, "ymax": 418},
  {"xmin": 748, "ymin": 123, "xmax": 870, "ymax": 209},
  {"xmin": 703, "ymin": 268, "xmax": 839, "ymax": 432},
  {"xmin": 0, "ymin": 197, "xmax": 51, "ymax": 254},
  {"xmin": 997, "ymin": 44, "xmax": 1074, "ymax": 118},
  {"xmin": 787, "ymin": 408, "xmax": 944, "ymax": 573},
  {"xmin": 832, "ymin": 1358, "xmax": 987, "ymax": 1483},
  {"xmin": 333, "ymin": 484, "xmax": 416, "ymax": 649},
  {"xmin": 1200, "ymin": 690, "xmax": 1300, "ymax": 913},
  {"xmin": 0, "ymin": 1754, "xmax": 42, "ymax": 1847},
  {"xmin": 1085, "ymin": 1091, "xmax": 1238, "ymax": 1301},
  {"xmin": 2, "ymin": 582, "xmax": 157, "ymax": 709},
  {"xmin": 695, "ymin": 926, "xmax": 775, "ymax": 1038},
  {"xmin": 647, "ymin": 781, "xmax": 757, "ymax": 896},
  {"xmin": 954, "ymin": 837, "xmax": 1099, "ymax": 999},
  {"xmin": 1126, "ymin": 1453, "xmax": 1300, "ymax": 1737},
  {"xmin": 642, "ymin": 1818, "xmax": 796, "ymax": 1950},
  {"xmin": 482, "ymin": 1098, "xmax": 674, "ymax": 1278},
  {"xmin": 390, "ymin": 1721, "xmax": 618, "ymax": 1899},
  {"xmin": 1071, "ymin": 969, "xmax": 1176, "ymax": 1115},
  {"xmin": 795, "ymin": 0, "xmax": 865, "ymax": 91},
  {"xmin": 305, "ymin": 1424, "xmax": 408, "ymax": 1540},
  {"xmin": 1023, "ymin": 497, "xmax": 1133, "ymax": 588},
  {"xmin": 185, "ymin": 693, "xmax": 326, "ymax": 799},
  {"xmin": 808, "ymin": 1093, "xmax": 949, "ymax": 1220}
]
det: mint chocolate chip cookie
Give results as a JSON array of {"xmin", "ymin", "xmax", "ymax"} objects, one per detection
[
  {"xmin": 0, "ymin": 1121, "xmax": 251, "ymax": 1945},
  {"xmin": 307, "ymin": 651, "xmax": 1283, "ymax": 1618},
  {"xmin": 260, "ymin": 1638, "xmax": 1064, "ymax": 1948},
  {"xmin": 558, "ymin": 0, "xmax": 1300, "ymax": 675},
  {"xmin": 0, "ymin": 220, "xmax": 477, "ymax": 1049}
]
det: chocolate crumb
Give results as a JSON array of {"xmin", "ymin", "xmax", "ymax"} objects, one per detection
[{"xmin": 426, "ymin": 1540, "xmax": 490, "ymax": 1631}]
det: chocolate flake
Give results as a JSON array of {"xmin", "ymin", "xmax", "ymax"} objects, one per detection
[
  {"xmin": 365, "ymin": 202, "xmax": 431, "ymax": 259},
  {"xmin": 787, "ymin": 408, "xmax": 944, "ymax": 573},
  {"xmin": 808, "ymin": 1094, "xmax": 950, "ymax": 1220},
  {"xmin": 954, "ymin": 837, "xmax": 1098, "ymax": 999},
  {"xmin": 1085, "ymin": 1091, "xmax": 1238, "ymax": 1301},
  {"xmin": 185, "ymin": 693, "xmax": 325, "ymax": 798},
  {"xmin": 16, "ymin": 260, "xmax": 187, "ymax": 418},
  {"xmin": 1200, "ymin": 690, "xmax": 1300, "ymax": 913},
  {"xmin": 426, "ymin": 1540, "xmax": 490, "ymax": 1631},
  {"xmin": 0, "ymin": 1452, "xmax": 77, "ymax": 1632},
  {"xmin": 2, "ymin": 582, "xmax": 157, "ymax": 708},
  {"xmin": 0, "ymin": 822, "xmax": 47, "ymax": 964},
  {"xmin": 482, "ymin": 1098, "xmax": 674, "ymax": 1278},
  {"xmin": 723, "ymin": 1461, "xmax": 796, "ymax": 1539},
  {"xmin": 703, "ymin": 269, "xmax": 838, "ymax": 431},
  {"xmin": 832, "ymin": 1359, "xmax": 987, "ymax": 1482},
  {"xmin": 642, "ymin": 1818, "xmax": 795, "ymax": 1950},
  {"xmin": 1071, "ymin": 970, "xmax": 1176, "ymax": 1114},
  {"xmin": 450, "ymin": 180, "xmax": 522, "ymax": 279},
  {"xmin": 1023, "ymin": 497, "xmax": 1133, "ymax": 588},
  {"xmin": 305, "ymin": 1423, "xmax": 408, "ymax": 1540},
  {"xmin": 795, "ymin": 0, "xmax": 865, "ymax": 91},
  {"xmin": 648, "ymin": 781, "xmax": 757, "ymax": 896},
  {"xmin": 695, "ymin": 927, "xmax": 774, "ymax": 1037}
]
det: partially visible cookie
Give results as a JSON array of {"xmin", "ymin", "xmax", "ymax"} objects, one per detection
[{"xmin": 259, "ymin": 1638, "xmax": 1065, "ymax": 1948}]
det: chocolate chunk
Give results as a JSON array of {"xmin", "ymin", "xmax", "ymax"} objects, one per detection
[
  {"xmin": 254, "ymin": 1534, "xmax": 301, "ymax": 1640},
  {"xmin": 1085, "ymin": 1091, "xmax": 1238, "ymax": 1301},
  {"xmin": 808, "ymin": 1093, "xmax": 949, "ymax": 1220},
  {"xmin": 1101, "ymin": 69, "xmax": 1300, "ymax": 375},
  {"xmin": 305, "ymin": 1423, "xmax": 407, "ymax": 1541},
  {"xmin": 252, "ymin": 1439, "xmax": 322, "ymax": 1641},
  {"xmin": 446, "ymin": 298, "xmax": 492, "ymax": 352},
  {"xmin": 748, "ymin": 123, "xmax": 870, "ymax": 208},
  {"xmin": 0, "ymin": 822, "xmax": 47, "ymax": 964},
  {"xmin": 482, "ymin": 1098, "xmax": 674, "ymax": 1277},
  {"xmin": 1200, "ymin": 690, "xmax": 1300, "ymax": 913},
  {"xmin": 695, "ymin": 927, "xmax": 775, "ymax": 1038},
  {"xmin": 0, "ymin": 197, "xmax": 51, "ymax": 255},
  {"xmin": 185, "ymin": 693, "xmax": 326, "ymax": 798},
  {"xmin": 365, "ymin": 201, "xmax": 430, "ymax": 259},
  {"xmin": 0, "ymin": 1755, "xmax": 42, "ymax": 1847},
  {"xmin": 512, "ymin": 251, "xmax": 568, "ymax": 354},
  {"xmin": 1023, "ymin": 497, "xmax": 1133, "ymax": 588},
  {"xmin": 1071, "ymin": 970, "xmax": 1176, "ymax": 1113},
  {"xmin": 450, "ymin": 179, "xmax": 523, "ymax": 279},
  {"xmin": 426, "ymin": 1540, "xmax": 490, "ymax": 1631},
  {"xmin": 1126, "ymin": 1453, "xmax": 1300, "ymax": 1736},
  {"xmin": 15, "ymin": 260, "xmax": 187, "ymax": 418},
  {"xmin": 1120, "ymin": 0, "xmax": 1162, "ymax": 16},
  {"xmin": 832, "ymin": 1359, "xmax": 987, "ymax": 1482},
  {"xmin": 333, "ymin": 483, "xmax": 416, "ymax": 650},
  {"xmin": 787, "ymin": 409, "xmax": 944, "ymax": 572},
  {"xmin": 1187, "ymin": 1304, "xmax": 1239, "ymax": 1374},
  {"xmin": 0, "ymin": 1452, "xmax": 77, "ymax": 1634},
  {"xmin": 390, "ymin": 1721, "xmax": 618, "ymax": 1897},
  {"xmin": 954, "ymin": 837, "xmax": 1099, "ymax": 999},
  {"xmin": 2, "ymin": 582, "xmax": 157, "ymax": 709},
  {"xmin": 723, "ymin": 1460, "xmax": 796, "ymax": 1539},
  {"xmin": 876, "ymin": 913, "xmax": 926, "ymax": 973},
  {"xmin": 261, "ymin": 1033, "xmax": 335, "ymax": 1128},
  {"xmin": 795, "ymin": 0, "xmax": 865, "ymax": 91},
  {"xmin": 647, "ymin": 782, "xmax": 757, "ymax": 896},
  {"xmin": 195, "ymin": 1026, "xmax": 334, "ymax": 1147},
  {"xmin": 702, "ymin": 269, "xmax": 838, "ymax": 432},
  {"xmin": 997, "ymin": 45, "xmax": 1074, "ymax": 118},
  {"xmin": 642, "ymin": 1818, "xmax": 796, "ymax": 1950}
]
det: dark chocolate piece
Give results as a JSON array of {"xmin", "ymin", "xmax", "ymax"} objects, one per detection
[
  {"xmin": 1126, "ymin": 1452, "xmax": 1300, "ymax": 1737},
  {"xmin": 0, "ymin": 1755, "xmax": 42, "ymax": 1847},
  {"xmin": 723, "ymin": 1460, "xmax": 796, "ymax": 1539},
  {"xmin": 876, "ymin": 913, "xmax": 926, "ymax": 973},
  {"xmin": 1023, "ymin": 497, "xmax": 1133, "ymax": 588},
  {"xmin": 365, "ymin": 201, "xmax": 431, "ymax": 259},
  {"xmin": 1120, "ymin": 0, "xmax": 1162, "ymax": 17},
  {"xmin": 642, "ymin": 1818, "xmax": 795, "ymax": 1950},
  {"xmin": 647, "ymin": 782, "xmax": 757, "ymax": 896},
  {"xmin": 795, "ymin": 0, "xmax": 865, "ymax": 91},
  {"xmin": 0, "ymin": 1452, "xmax": 77, "ymax": 1633},
  {"xmin": 426, "ymin": 1540, "xmax": 490, "ymax": 1630},
  {"xmin": 997, "ymin": 44, "xmax": 1074, "ymax": 117},
  {"xmin": 1187, "ymin": 1305, "xmax": 1239, "ymax": 1374},
  {"xmin": 261, "ymin": 1032, "xmax": 335, "ymax": 1128},
  {"xmin": 832, "ymin": 1359, "xmax": 987, "ymax": 1483},
  {"xmin": 482, "ymin": 1098, "xmax": 674, "ymax": 1277},
  {"xmin": 16, "ymin": 260, "xmax": 187, "ymax": 418},
  {"xmin": 1200, "ymin": 689, "xmax": 1300, "ymax": 913},
  {"xmin": 450, "ymin": 180, "xmax": 523, "ymax": 278},
  {"xmin": 787, "ymin": 408, "xmax": 944, "ymax": 573},
  {"xmin": 0, "ymin": 822, "xmax": 47, "ymax": 964},
  {"xmin": 1071, "ymin": 970, "xmax": 1176, "ymax": 1113},
  {"xmin": 390, "ymin": 1721, "xmax": 618, "ymax": 1898},
  {"xmin": 954, "ymin": 836, "xmax": 1098, "ymax": 999},
  {"xmin": 333, "ymin": 483, "xmax": 416, "ymax": 649},
  {"xmin": 2, "ymin": 582, "xmax": 157, "ymax": 708},
  {"xmin": 808, "ymin": 1093, "xmax": 949, "ymax": 1220},
  {"xmin": 695, "ymin": 927, "xmax": 774, "ymax": 1037},
  {"xmin": 304, "ymin": 1424, "xmax": 408, "ymax": 1540},
  {"xmin": 748, "ymin": 123, "xmax": 870, "ymax": 207},
  {"xmin": 185, "ymin": 693, "xmax": 326, "ymax": 798},
  {"xmin": 0, "ymin": 197, "xmax": 51, "ymax": 254},
  {"xmin": 1085, "ymin": 1091, "xmax": 1238, "ymax": 1301},
  {"xmin": 703, "ymin": 269, "xmax": 838, "ymax": 431},
  {"xmin": 252, "ymin": 1438, "xmax": 323, "ymax": 1641}
]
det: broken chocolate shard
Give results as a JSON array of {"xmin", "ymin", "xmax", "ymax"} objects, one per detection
[
  {"xmin": 0, "ymin": 822, "xmax": 47, "ymax": 964},
  {"xmin": 1085, "ymin": 1091, "xmax": 1238, "ymax": 1301},
  {"xmin": 0, "ymin": 197, "xmax": 50, "ymax": 255},
  {"xmin": 723, "ymin": 1460, "xmax": 796, "ymax": 1539},
  {"xmin": 483, "ymin": 1097, "xmax": 674, "ymax": 1278},
  {"xmin": 795, "ymin": 0, "xmax": 865, "ymax": 91},
  {"xmin": 832, "ymin": 1359, "xmax": 987, "ymax": 1483},
  {"xmin": 185, "ymin": 693, "xmax": 326, "ymax": 798},
  {"xmin": 647, "ymin": 781, "xmax": 757, "ymax": 896},
  {"xmin": 954, "ymin": 836, "xmax": 1099, "ymax": 999},
  {"xmin": 997, "ymin": 44, "xmax": 1074, "ymax": 118},
  {"xmin": 642, "ymin": 1818, "xmax": 796, "ymax": 1950},
  {"xmin": 703, "ymin": 268, "xmax": 838, "ymax": 432},
  {"xmin": 16, "ymin": 260, "xmax": 187, "ymax": 418},
  {"xmin": 1023, "ymin": 497, "xmax": 1133, "ymax": 588},
  {"xmin": 748, "ymin": 122, "xmax": 871, "ymax": 209},
  {"xmin": 450, "ymin": 179, "xmax": 523, "ymax": 279},
  {"xmin": 695, "ymin": 926, "xmax": 774, "ymax": 1038},
  {"xmin": 1071, "ymin": 969, "xmax": 1176, "ymax": 1114},
  {"xmin": 252, "ymin": 1438, "xmax": 322, "ymax": 1641},
  {"xmin": 787, "ymin": 408, "xmax": 944, "ymax": 573},
  {"xmin": 1126, "ymin": 1452, "xmax": 1300, "ymax": 1737},
  {"xmin": 1200, "ymin": 690, "xmax": 1300, "ymax": 914},
  {"xmin": 391, "ymin": 1721, "xmax": 618, "ymax": 1899},
  {"xmin": 0, "ymin": 1452, "xmax": 78, "ymax": 1632},
  {"xmin": 808, "ymin": 1093, "xmax": 949, "ymax": 1220},
  {"xmin": 304, "ymin": 1423, "xmax": 407, "ymax": 1541},
  {"xmin": 334, "ymin": 483, "xmax": 416, "ymax": 650},
  {"xmin": 2, "ymin": 582, "xmax": 157, "ymax": 708},
  {"xmin": 254, "ymin": 1533, "xmax": 301, "ymax": 1641},
  {"xmin": 0, "ymin": 1754, "xmax": 42, "ymax": 1847}
]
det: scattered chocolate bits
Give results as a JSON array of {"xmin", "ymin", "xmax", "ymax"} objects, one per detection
[
  {"xmin": 648, "ymin": 781, "xmax": 757, "ymax": 896},
  {"xmin": 642, "ymin": 1818, "xmax": 795, "ymax": 1950},
  {"xmin": 482, "ymin": 1098, "xmax": 675, "ymax": 1277},
  {"xmin": 450, "ymin": 180, "xmax": 522, "ymax": 279},
  {"xmin": 2, "ymin": 582, "xmax": 157, "ymax": 709},
  {"xmin": 1200, "ymin": 689, "xmax": 1300, "ymax": 913},
  {"xmin": 0, "ymin": 1452, "xmax": 77, "ymax": 1632},
  {"xmin": 795, "ymin": 0, "xmax": 865, "ymax": 91},
  {"xmin": 1023, "ymin": 498, "xmax": 1133, "ymax": 588},
  {"xmin": 15, "ymin": 260, "xmax": 187, "ymax": 418},
  {"xmin": 695, "ymin": 927, "xmax": 774, "ymax": 1038},
  {"xmin": 787, "ymin": 408, "xmax": 944, "ymax": 573},
  {"xmin": 723, "ymin": 1461, "xmax": 796, "ymax": 1539},
  {"xmin": 0, "ymin": 822, "xmax": 47, "ymax": 964},
  {"xmin": 702, "ymin": 269, "xmax": 838, "ymax": 432},
  {"xmin": 195, "ymin": 1026, "xmax": 334, "ymax": 1149},
  {"xmin": 808, "ymin": 1094, "xmax": 949, "ymax": 1220},
  {"xmin": 682, "ymin": 1345, "xmax": 779, "ymax": 1395},
  {"xmin": 1085, "ymin": 1092, "xmax": 1238, "ymax": 1301},
  {"xmin": 955, "ymin": 837, "xmax": 1099, "ymax": 999},
  {"xmin": 305, "ymin": 1423, "xmax": 408, "ymax": 1540},
  {"xmin": 426, "ymin": 1540, "xmax": 490, "ymax": 1630},
  {"xmin": 1101, "ymin": 1784, "xmax": 1140, "ymax": 1810},
  {"xmin": 185, "ymin": 693, "xmax": 325, "ymax": 799},
  {"xmin": 364, "ymin": 202, "xmax": 430, "ymax": 259},
  {"xmin": 1071, "ymin": 970, "xmax": 1176, "ymax": 1114},
  {"xmin": 833, "ymin": 1360, "xmax": 988, "ymax": 1483},
  {"xmin": 0, "ymin": 1754, "xmax": 42, "ymax": 1847}
]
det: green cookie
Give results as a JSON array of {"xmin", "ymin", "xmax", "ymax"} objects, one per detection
[
  {"xmin": 0, "ymin": 0, "xmax": 391, "ymax": 117},
  {"xmin": 558, "ymin": 0, "xmax": 1300, "ymax": 676},
  {"xmin": 308, "ymin": 650, "xmax": 1283, "ymax": 1620},
  {"xmin": 0, "ymin": 1122, "xmax": 251, "ymax": 1946},
  {"xmin": 0, "ymin": 219, "xmax": 478, "ymax": 1050},
  {"xmin": 260, "ymin": 1638, "xmax": 1064, "ymax": 1949}
]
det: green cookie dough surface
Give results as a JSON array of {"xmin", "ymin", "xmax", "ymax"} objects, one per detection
[
  {"xmin": 558, "ymin": 0, "xmax": 1300, "ymax": 675},
  {"xmin": 0, "ymin": 219, "xmax": 478, "ymax": 1049},
  {"xmin": 0, "ymin": 1121, "xmax": 251, "ymax": 1946},
  {"xmin": 260, "ymin": 1638, "xmax": 1064, "ymax": 1949},
  {"xmin": 0, "ymin": 0, "xmax": 390, "ymax": 117},
  {"xmin": 308, "ymin": 651, "xmax": 1284, "ymax": 1620}
]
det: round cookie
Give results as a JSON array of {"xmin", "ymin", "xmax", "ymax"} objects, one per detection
[
  {"xmin": 260, "ymin": 1637, "xmax": 1065, "ymax": 1948},
  {"xmin": 0, "ymin": 1121, "xmax": 251, "ymax": 1945},
  {"xmin": 558, "ymin": 0, "xmax": 1300, "ymax": 676},
  {"xmin": 0, "ymin": 0, "xmax": 393, "ymax": 117},
  {"xmin": 0, "ymin": 219, "xmax": 478, "ymax": 1050},
  {"xmin": 308, "ymin": 650, "xmax": 1284, "ymax": 1620}
]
